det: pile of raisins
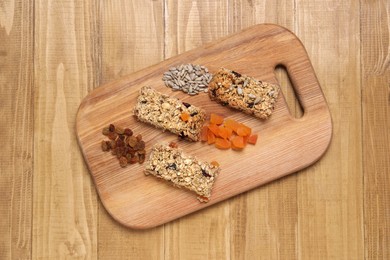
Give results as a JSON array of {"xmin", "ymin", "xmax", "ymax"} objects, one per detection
[{"xmin": 101, "ymin": 124, "xmax": 146, "ymax": 167}]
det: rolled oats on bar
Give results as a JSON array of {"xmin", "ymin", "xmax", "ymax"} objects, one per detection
[
  {"xmin": 144, "ymin": 143, "xmax": 220, "ymax": 201},
  {"xmin": 208, "ymin": 68, "xmax": 280, "ymax": 119},
  {"xmin": 133, "ymin": 86, "xmax": 206, "ymax": 141}
]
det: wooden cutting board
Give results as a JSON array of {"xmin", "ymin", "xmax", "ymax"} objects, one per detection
[{"xmin": 76, "ymin": 24, "xmax": 332, "ymax": 229}]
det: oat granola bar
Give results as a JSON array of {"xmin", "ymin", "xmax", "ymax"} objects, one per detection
[
  {"xmin": 144, "ymin": 143, "xmax": 220, "ymax": 201},
  {"xmin": 208, "ymin": 68, "xmax": 280, "ymax": 119},
  {"xmin": 133, "ymin": 86, "xmax": 206, "ymax": 141}
]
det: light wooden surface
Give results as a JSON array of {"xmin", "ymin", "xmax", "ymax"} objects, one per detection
[
  {"xmin": 76, "ymin": 24, "xmax": 332, "ymax": 229},
  {"xmin": 0, "ymin": 0, "xmax": 388, "ymax": 259}
]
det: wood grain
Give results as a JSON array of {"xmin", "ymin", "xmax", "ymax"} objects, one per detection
[
  {"xmin": 295, "ymin": 0, "xmax": 364, "ymax": 259},
  {"xmin": 33, "ymin": 1, "xmax": 99, "ymax": 258},
  {"xmin": 361, "ymin": 1, "xmax": 390, "ymax": 259},
  {"xmin": 164, "ymin": 1, "xmax": 231, "ymax": 259},
  {"xmin": 1, "ymin": 0, "xmax": 389, "ymax": 259},
  {"xmin": 76, "ymin": 24, "xmax": 332, "ymax": 229},
  {"xmin": 97, "ymin": 1, "xmax": 165, "ymax": 259},
  {"xmin": 0, "ymin": 1, "xmax": 33, "ymax": 259},
  {"xmin": 228, "ymin": 1, "xmax": 299, "ymax": 259}
]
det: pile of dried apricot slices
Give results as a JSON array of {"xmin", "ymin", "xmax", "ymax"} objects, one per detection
[{"xmin": 200, "ymin": 113, "xmax": 258, "ymax": 150}]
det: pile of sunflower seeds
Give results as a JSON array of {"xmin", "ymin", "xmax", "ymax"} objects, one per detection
[{"xmin": 162, "ymin": 64, "xmax": 213, "ymax": 95}]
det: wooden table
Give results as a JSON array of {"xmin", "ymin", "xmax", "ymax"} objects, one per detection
[{"xmin": 1, "ymin": 1, "xmax": 388, "ymax": 259}]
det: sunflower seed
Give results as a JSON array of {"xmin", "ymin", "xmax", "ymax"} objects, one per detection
[{"xmin": 243, "ymin": 80, "xmax": 249, "ymax": 88}]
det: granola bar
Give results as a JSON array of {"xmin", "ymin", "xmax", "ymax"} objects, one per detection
[
  {"xmin": 208, "ymin": 68, "xmax": 280, "ymax": 119},
  {"xmin": 133, "ymin": 86, "xmax": 206, "ymax": 141},
  {"xmin": 144, "ymin": 143, "xmax": 220, "ymax": 201}
]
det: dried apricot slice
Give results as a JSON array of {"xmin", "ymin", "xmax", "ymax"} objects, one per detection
[
  {"xmin": 215, "ymin": 138, "xmax": 231, "ymax": 150},
  {"xmin": 210, "ymin": 161, "xmax": 220, "ymax": 167},
  {"xmin": 243, "ymin": 135, "xmax": 249, "ymax": 144},
  {"xmin": 236, "ymin": 124, "xmax": 252, "ymax": 137},
  {"xmin": 207, "ymin": 131, "xmax": 216, "ymax": 144},
  {"xmin": 224, "ymin": 118, "xmax": 240, "ymax": 132},
  {"xmin": 210, "ymin": 113, "xmax": 224, "ymax": 125},
  {"xmin": 247, "ymin": 134, "xmax": 258, "ymax": 145},
  {"xmin": 180, "ymin": 112, "xmax": 190, "ymax": 122},
  {"xmin": 231, "ymin": 136, "xmax": 245, "ymax": 150},
  {"xmin": 218, "ymin": 126, "xmax": 229, "ymax": 139},
  {"xmin": 225, "ymin": 126, "xmax": 233, "ymax": 138},
  {"xmin": 200, "ymin": 126, "xmax": 208, "ymax": 142},
  {"xmin": 208, "ymin": 123, "xmax": 220, "ymax": 136}
]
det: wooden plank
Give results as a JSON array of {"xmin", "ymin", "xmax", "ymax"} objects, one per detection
[
  {"xmin": 228, "ymin": 1, "xmax": 298, "ymax": 259},
  {"xmin": 164, "ymin": 0, "xmax": 230, "ymax": 58},
  {"xmin": 361, "ymin": 1, "xmax": 390, "ymax": 259},
  {"xmin": 295, "ymin": 0, "xmax": 364, "ymax": 258},
  {"xmin": 32, "ymin": 1, "xmax": 99, "ymax": 258},
  {"xmin": 0, "ymin": 1, "xmax": 33, "ymax": 259},
  {"xmin": 97, "ymin": 1, "xmax": 165, "ymax": 259},
  {"xmin": 163, "ymin": 1, "xmax": 230, "ymax": 258}
]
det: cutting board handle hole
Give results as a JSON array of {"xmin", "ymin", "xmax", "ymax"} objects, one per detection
[{"xmin": 274, "ymin": 64, "xmax": 304, "ymax": 118}]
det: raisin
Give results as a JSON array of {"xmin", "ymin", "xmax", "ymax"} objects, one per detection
[
  {"xmin": 179, "ymin": 131, "xmax": 186, "ymax": 139},
  {"xmin": 167, "ymin": 163, "xmax": 177, "ymax": 170},
  {"xmin": 169, "ymin": 141, "xmax": 178, "ymax": 148},
  {"xmin": 202, "ymin": 169, "xmax": 211, "ymax": 177},
  {"xmin": 136, "ymin": 134, "xmax": 142, "ymax": 141},
  {"xmin": 190, "ymin": 111, "xmax": 198, "ymax": 116},
  {"xmin": 126, "ymin": 153, "xmax": 133, "ymax": 162},
  {"xmin": 124, "ymin": 128, "xmax": 133, "ymax": 136},
  {"xmin": 247, "ymin": 102, "xmax": 254, "ymax": 108},
  {"xmin": 108, "ymin": 132, "xmax": 117, "ymax": 140},
  {"xmin": 109, "ymin": 124, "xmax": 115, "ymax": 132},
  {"xmin": 119, "ymin": 156, "xmax": 128, "ymax": 168},
  {"xmin": 129, "ymin": 156, "xmax": 138, "ymax": 164},
  {"xmin": 102, "ymin": 127, "xmax": 110, "ymax": 135},
  {"xmin": 109, "ymin": 140, "xmax": 116, "ymax": 149},
  {"xmin": 127, "ymin": 148, "xmax": 136, "ymax": 156},
  {"xmin": 116, "ymin": 138, "xmax": 125, "ymax": 147},
  {"xmin": 182, "ymin": 102, "xmax": 191, "ymax": 108},
  {"xmin": 116, "ymin": 147, "xmax": 125, "ymax": 158},
  {"xmin": 128, "ymin": 136, "xmax": 138, "ymax": 148},
  {"xmin": 232, "ymin": 70, "xmax": 241, "ymax": 78}
]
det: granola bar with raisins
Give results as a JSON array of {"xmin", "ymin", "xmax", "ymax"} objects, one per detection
[{"xmin": 144, "ymin": 143, "xmax": 220, "ymax": 201}]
